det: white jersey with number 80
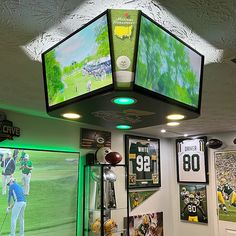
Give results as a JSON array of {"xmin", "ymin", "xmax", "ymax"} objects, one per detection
[{"xmin": 177, "ymin": 138, "xmax": 206, "ymax": 182}]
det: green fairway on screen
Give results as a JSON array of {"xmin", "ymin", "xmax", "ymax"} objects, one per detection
[{"xmin": 0, "ymin": 148, "xmax": 79, "ymax": 236}]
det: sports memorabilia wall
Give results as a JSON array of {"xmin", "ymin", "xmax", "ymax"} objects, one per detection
[
  {"xmin": 80, "ymin": 128, "xmax": 111, "ymax": 149},
  {"xmin": 215, "ymin": 150, "xmax": 236, "ymax": 222},
  {"xmin": 179, "ymin": 184, "xmax": 208, "ymax": 224},
  {"xmin": 125, "ymin": 135, "xmax": 161, "ymax": 189},
  {"xmin": 0, "ymin": 147, "xmax": 79, "ymax": 236},
  {"xmin": 129, "ymin": 190, "xmax": 156, "ymax": 211},
  {"xmin": 176, "ymin": 137, "xmax": 208, "ymax": 183},
  {"xmin": 127, "ymin": 212, "xmax": 163, "ymax": 236}
]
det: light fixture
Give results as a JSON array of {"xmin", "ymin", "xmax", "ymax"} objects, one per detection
[
  {"xmin": 166, "ymin": 114, "xmax": 185, "ymax": 120},
  {"xmin": 112, "ymin": 97, "xmax": 136, "ymax": 105},
  {"xmin": 161, "ymin": 129, "xmax": 166, "ymax": 133},
  {"xmin": 167, "ymin": 122, "xmax": 180, "ymax": 126},
  {"xmin": 62, "ymin": 113, "xmax": 81, "ymax": 119},
  {"xmin": 116, "ymin": 124, "xmax": 132, "ymax": 130},
  {"xmin": 184, "ymin": 134, "xmax": 188, "ymax": 137}
]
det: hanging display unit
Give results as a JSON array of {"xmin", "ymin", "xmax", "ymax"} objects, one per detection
[{"xmin": 42, "ymin": 9, "xmax": 204, "ymax": 129}]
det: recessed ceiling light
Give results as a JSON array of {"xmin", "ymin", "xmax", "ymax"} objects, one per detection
[
  {"xmin": 116, "ymin": 124, "xmax": 132, "ymax": 130},
  {"xmin": 112, "ymin": 97, "xmax": 136, "ymax": 105},
  {"xmin": 62, "ymin": 113, "xmax": 81, "ymax": 119},
  {"xmin": 167, "ymin": 122, "xmax": 180, "ymax": 126},
  {"xmin": 166, "ymin": 114, "xmax": 185, "ymax": 120},
  {"xmin": 161, "ymin": 129, "xmax": 166, "ymax": 133}
]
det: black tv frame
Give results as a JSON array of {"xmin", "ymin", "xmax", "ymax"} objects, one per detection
[
  {"xmin": 42, "ymin": 10, "xmax": 115, "ymax": 112},
  {"xmin": 133, "ymin": 12, "xmax": 204, "ymax": 114}
]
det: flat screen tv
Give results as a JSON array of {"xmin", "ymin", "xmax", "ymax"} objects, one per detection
[
  {"xmin": 42, "ymin": 11, "xmax": 113, "ymax": 109},
  {"xmin": 135, "ymin": 14, "xmax": 204, "ymax": 111},
  {"xmin": 0, "ymin": 147, "xmax": 79, "ymax": 236}
]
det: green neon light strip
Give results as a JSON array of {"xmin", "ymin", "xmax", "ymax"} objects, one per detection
[
  {"xmin": 77, "ymin": 156, "xmax": 86, "ymax": 236},
  {"xmin": 0, "ymin": 143, "xmax": 77, "ymax": 153}
]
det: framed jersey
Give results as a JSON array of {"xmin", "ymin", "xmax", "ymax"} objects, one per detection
[
  {"xmin": 176, "ymin": 137, "xmax": 208, "ymax": 183},
  {"xmin": 125, "ymin": 135, "xmax": 161, "ymax": 189}
]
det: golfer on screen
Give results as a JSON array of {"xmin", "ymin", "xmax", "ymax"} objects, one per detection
[
  {"xmin": 1, "ymin": 151, "xmax": 16, "ymax": 195},
  {"xmin": 7, "ymin": 177, "xmax": 26, "ymax": 236},
  {"xmin": 20, "ymin": 154, "xmax": 32, "ymax": 195}
]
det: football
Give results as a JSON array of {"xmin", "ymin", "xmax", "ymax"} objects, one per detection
[
  {"xmin": 206, "ymin": 139, "xmax": 223, "ymax": 149},
  {"xmin": 95, "ymin": 147, "xmax": 112, "ymax": 164},
  {"xmin": 233, "ymin": 138, "xmax": 236, "ymax": 144},
  {"xmin": 105, "ymin": 152, "xmax": 122, "ymax": 165}
]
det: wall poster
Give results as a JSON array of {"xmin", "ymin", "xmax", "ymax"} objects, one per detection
[
  {"xmin": 179, "ymin": 184, "xmax": 208, "ymax": 224},
  {"xmin": 126, "ymin": 212, "xmax": 163, "ymax": 236},
  {"xmin": 176, "ymin": 137, "xmax": 208, "ymax": 183},
  {"xmin": 215, "ymin": 150, "xmax": 236, "ymax": 222},
  {"xmin": 80, "ymin": 128, "xmax": 111, "ymax": 149},
  {"xmin": 125, "ymin": 135, "xmax": 160, "ymax": 189}
]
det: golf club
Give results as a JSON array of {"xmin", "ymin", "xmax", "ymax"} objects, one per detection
[{"xmin": 0, "ymin": 212, "xmax": 8, "ymax": 235}]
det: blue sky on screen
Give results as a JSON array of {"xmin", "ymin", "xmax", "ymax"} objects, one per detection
[{"xmin": 55, "ymin": 15, "xmax": 107, "ymax": 68}]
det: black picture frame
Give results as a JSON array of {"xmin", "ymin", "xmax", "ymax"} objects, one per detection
[
  {"xmin": 125, "ymin": 135, "xmax": 161, "ymax": 189},
  {"xmin": 176, "ymin": 136, "xmax": 208, "ymax": 183}
]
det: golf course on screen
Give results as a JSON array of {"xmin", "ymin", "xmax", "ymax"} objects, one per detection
[
  {"xmin": 0, "ymin": 148, "xmax": 79, "ymax": 236},
  {"xmin": 44, "ymin": 14, "xmax": 112, "ymax": 107}
]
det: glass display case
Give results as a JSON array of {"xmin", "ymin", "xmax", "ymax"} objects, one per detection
[{"xmin": 83, "ymin": 164, "xmax": 128, "ymax": 236}]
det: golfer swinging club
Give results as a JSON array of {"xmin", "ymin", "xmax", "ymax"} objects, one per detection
[{"xmin": 7, "ymin": 177, "xmax": 26, "ymax": 236}]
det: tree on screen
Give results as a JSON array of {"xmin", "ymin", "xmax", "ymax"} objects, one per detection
[
  {"xmin": 136, "ymin": 18, "xmax": 199, "ymax": 107},
  {"xmin": 95, "ymin": 21, "xmax": 110, "ymax": 58},
  {"xmin": 45, "ymin": 50, "xmax": 64, "ymax": 103}
]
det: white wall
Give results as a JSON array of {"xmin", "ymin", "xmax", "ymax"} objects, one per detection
[
  {"xmin": 1, "ymin": 110, "xmax": 176, "ymax": 236},
  {"xmin": 1, "ymin": 110, "xmax": 80, "ymax": 151},
  {"xmin": 7, "ymin": 110, "xmax": 236, "ymax": 236}
]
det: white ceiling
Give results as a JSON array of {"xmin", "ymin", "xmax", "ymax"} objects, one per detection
[{"xmin": 1, "ymin": 0, "xmax": 236, "ymax": 138}]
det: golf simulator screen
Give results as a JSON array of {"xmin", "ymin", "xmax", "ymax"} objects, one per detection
[
  {"xmin": 0, "ymin": 148, "xmax": 79, "ymax": 236},
  {"xmin": 42, "ymin": 12, "xmax": 113, "ymax": 108},
  {"xmin": 135, "ymin": 14, "xmax": 203, "ymax": 110}
]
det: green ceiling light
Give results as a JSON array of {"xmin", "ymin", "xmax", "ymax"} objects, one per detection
[
  {"xmin": 62, "ymin": 113, "xmax": 81, "ymax": 119},
  {"xmin": 112, "ymin": 97, "xmax": 136, "ymax": 105},
  {"xmin": 116, "ymin": 124, "xmax": 132, "ymax": 130}
]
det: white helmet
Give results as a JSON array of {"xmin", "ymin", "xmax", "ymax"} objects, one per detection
[{"xmin": 96, "ymin": 147, "xmax": 112, "ymax": 164}]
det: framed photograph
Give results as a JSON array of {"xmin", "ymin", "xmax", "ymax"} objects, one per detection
[
  {"xmin": 80, "ymin": 128, "xmax": 111, "ymax": 149},
  {"xmin": 179, "ymin": 184, "xmax": 208, "ymax": 224},
  {"xmin": 176, "ymin": 137, "xmax": 208, "ymax": 183},
  {"xmin": 125, "ymin": 135, "xmax": 160, "ymax": 189},
  {"xmin": 126, "ymin": 212, "xmax": 163, "ymax": 236},
  {"xmin": 215, "ymin": 150, "xmax": 236, "ymax": 222}
]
